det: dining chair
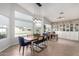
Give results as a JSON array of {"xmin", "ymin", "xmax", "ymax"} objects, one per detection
[
  {"xmin": 32, "ymin": 36, "xmax": 44, "ymax": 52},
  {"xmin": 32, "ymin": 36, "xmax": 48, "ymax": 52},
  {"xmin": 18, "ymin": 36, "xmax": 31, "ymax": 55},
  {"xmin": 42, "ymin": 35, "xmax": 48, "ymax": 46}
]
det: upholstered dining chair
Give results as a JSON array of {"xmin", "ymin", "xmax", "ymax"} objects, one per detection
[{"xmin": 18, "ymin": 36, "xmax": 31, "ymax": 55}]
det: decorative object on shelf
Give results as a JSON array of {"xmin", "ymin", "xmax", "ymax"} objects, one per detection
[
  {"xmin": 70, "ymin": 24, "xmax": 73, "ymax": 31},
  {"xmin": 63, "ymin": 24, "xmax": 65, "ymax": 31},
  {"xmin": 75, "ymin": 24, "xmax": 79, "ymax": 31},
  {"xmin": 27, "ymin": 29, "xmax": 31, "ymax": 31},
  {"xmin": 66, "ymin": 24, "xmax": 69, "ymax": 31},
  {"xmin": 44, "ymin": 25, "xmax": 46, "ymax": 32},
  {"xmin": 60, "ymin": 25, "xmax": 63, "ymax": 31}
]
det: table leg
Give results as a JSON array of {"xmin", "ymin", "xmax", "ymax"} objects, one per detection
[{"xmin": 31, "ymin": 41, "xmax": 34, "ymax": 56}]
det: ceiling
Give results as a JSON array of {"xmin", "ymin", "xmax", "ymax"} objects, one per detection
[
  {"xmin": 15, "ymin": 11, "xmax": 33, "ymax": 21},
  {"xmin": 18, "ymin": 3, "xmax": 79, "ymax": 22}
]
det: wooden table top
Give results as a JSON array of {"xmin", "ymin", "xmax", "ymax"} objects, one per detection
[
  {"xmin": 24, "ymin": 35, "xmax": 44, "ymax": 41},
  {"xmin": 52, "ymin": 34, "xmax": 58, "ymax": 36}
]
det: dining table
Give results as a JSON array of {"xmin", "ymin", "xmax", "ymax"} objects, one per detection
[
  {"xmin": 51, "ymin": 34, "xmax": 58, "ymax": 41},
  {"xmin": 24, "ymin": 35, "xmax": 44, "ymax": 54}
]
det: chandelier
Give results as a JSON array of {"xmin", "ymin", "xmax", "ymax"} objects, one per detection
[{"xmin": 33, "ymin": 3, "xmax": 42, "ymax": 27}]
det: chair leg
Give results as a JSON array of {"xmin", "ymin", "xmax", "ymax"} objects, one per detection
[
  {"xmin": 19, "ymin": 46, "xmax": 21, "ymax": 52},
  {"xmin": 26, "ymin": 45, "xmax": 29, "ymax": 50},
  {"xmin": 27, "ymin": 45, "xmax": 29, "ymax": 48},
  {"xmin": 22, "ymin": 46, "xmax": 25, "ymax": 56}
]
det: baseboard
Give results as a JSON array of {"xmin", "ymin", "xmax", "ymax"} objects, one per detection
[
  {"xmin": 0, "ymin": 44, "xmax": 10, "ymax": 52},
  {"xmin": 59, "ymin": 37, "xmax": 79, "ymax": 42},
  {"xmin": 0, "ymin": 42, "xmax": 18, "ymax": 53}
]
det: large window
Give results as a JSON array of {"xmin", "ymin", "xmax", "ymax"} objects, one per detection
[
  {"xmin": 15, "ymin": 26, "xmax": 32, "ymax": 37},
  {"xmin": 15, "ymin": 11, "xmax": 33, "ymax": 37},
  {"xmin": 45, "ymin": 24, "xmax": 51, "ymax": 32},
  {"xmin": 0, "ymin": 25, "xmax": 7, "ymax": 39},
  {"xmin": 0, "ymin": 15, "xmax": 9, "ymax": 39},
  {"xmin": 15, "ymin": 20, "xmax": 33, "ymax": 37}
]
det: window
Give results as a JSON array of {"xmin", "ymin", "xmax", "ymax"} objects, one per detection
[
  {"xmin": 15, "ymin": 11, "xmax": 33, "ymax": 37},
  {"xmin": 52, "ymin": 24, "xmax": 56, "ymax": 31},
  {"xmin": 0, "ymin": 25, "xmax": 7, "ymax": 39},
  {"xmin": 44, "ymin": 25, "xmax": 46, "ymax": 32},
  {"xmin": 15, "ymin": 26, "xmax": 32, "ymax": 37},
  {"xmin": 45, "ymin": 24, "xmax": 51, "ymax": 32},
  {"xmin": 0, "ymin": 15, "xmax": 9, "ymax": 39}
]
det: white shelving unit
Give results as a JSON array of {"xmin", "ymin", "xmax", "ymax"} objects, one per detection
[{"xmin": 52, "ymin": 20, "xmax": 79, "ymax": 41}]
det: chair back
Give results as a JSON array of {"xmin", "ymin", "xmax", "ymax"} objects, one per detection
[
  {"xmin": 44, "ymin": 35, "xmax": 48, "ymax": 40},
  {"xmin": 18, "ymin": 36, "xmax": 25, "ymax": 46}
]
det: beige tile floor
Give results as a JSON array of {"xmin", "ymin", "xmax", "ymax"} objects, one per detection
[{"xmin": 0, "ymin": 39, "xmax": 79, "ymax": 56}]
